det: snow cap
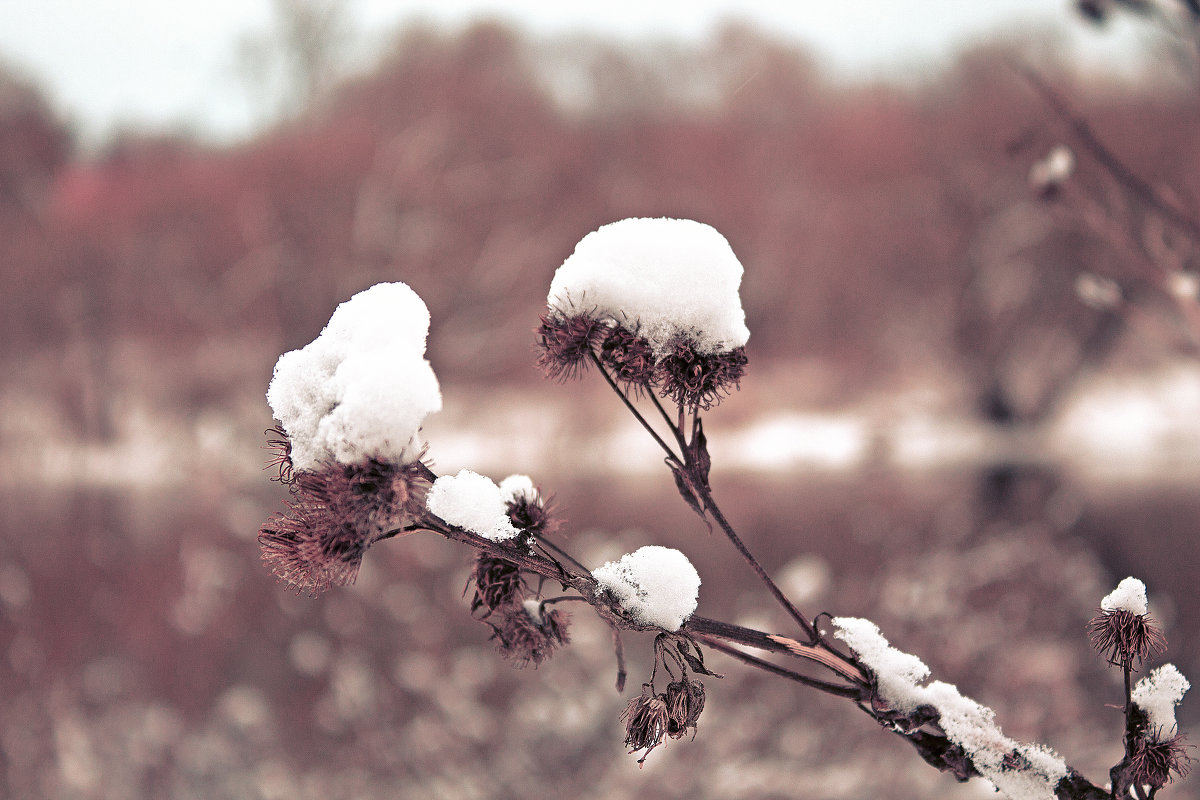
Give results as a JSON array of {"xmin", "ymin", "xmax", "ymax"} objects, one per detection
[
  {"xmin": 592, "ymin": 545, "xmax": 700, "ymax": 631},
  {"xmin": 267, "ymin": 282, "xmax": 442, "ymax": 470},
  {"xmin": 1101, "ymin": 576, "xmax": 1149, "ymax": 616},
  {"xmin": 547, "ymin": 217, "xmax": 750, "ymax": 356}
]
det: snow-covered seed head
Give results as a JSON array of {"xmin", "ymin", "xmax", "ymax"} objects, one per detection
[
  {"xmin": 267, "ymin": 282, "xmax": 442, "ymax": 471},
  {"xmin": 544, "ymin": 217, "xmax": 751, "ymax": 408},
  {"xmin": 1088, "ymin": 577, "xmax": 1166, "ymax": 667},
  {"xmin": 500, "ymin": 475, "xmax": 558, "ymax": 539},
  {"xmin": 591, "ymin": 545, "xmax": 701, "ymax": 632},
  {"xmin": 426, "ymin": 469, "xmax": 522, "ymax": 543},
  {"xmin": 621, "ymin": 684, "xmax": 670, "ymax": 765},
  {"xmin": 489, "ymin": 601, "xmax": 570, "ymax": 668},
  {"xmin": 665, "ymin": 677, "xmax": 706, "ymax": 740}
]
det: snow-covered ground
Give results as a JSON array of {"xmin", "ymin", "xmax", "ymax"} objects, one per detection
[{"xmin": 3, "ymin": 361, "xmax": 1199, "ymax": 489}]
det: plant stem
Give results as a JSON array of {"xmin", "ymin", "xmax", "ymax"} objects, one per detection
[
  {"xmin": 587, "ymin": 351, "xmax": 680, "ymax": 462},
  {"xmin": 695, "ymin": 483, "xmax": 820, "ymax": 643},
  {"xmin": 687, "ymin": 615, "xmax": 866, "ymax": 684},
  {"xmin": 693, "ymin": 634, "xmax": 862, "ymax": 698}
]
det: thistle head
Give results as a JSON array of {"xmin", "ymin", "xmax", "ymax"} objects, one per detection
[
  {"xmin": 1126, "ymin": 732, "xmax": 1192, "ymax": 791},
  {"xmin": 1087, "ymin": 577, "xmax": 1166, "ymax": 667},
  {"xmin": 598, "ymin": 324, "xmax": 657, "ymax": 393},
  {"xmin": 489, "ymin": 600, "xmax": 570, "ymax": 668},
  {"xmin": 536, "ymin": 311, "xmax": 604, "ymax": 382},
  {"xmin": 466, "ymin": 555, "xmax": 524, "ymax": 617},
  {"xmin": 621, "ymin": 684, "xmax": 670, "ymax": 765},
  {"xmin": 656, "ymin": 338, "xmax": 748, "ymax": 410},
  {"xmin": 258, "ymin": 505, "xmax": 370, "ymax": 597},
  {"xmin": 258, "ymin": 457, "xmax": 430, "ymax": 595},
  {"xmin": 664, "ymin": 677, "xmax": 706, "ymax": 740}
]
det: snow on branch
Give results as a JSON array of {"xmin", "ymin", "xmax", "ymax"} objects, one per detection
[{"xmin": 833, "ymin": 617, "xmax": 1069, "ymax": 800}]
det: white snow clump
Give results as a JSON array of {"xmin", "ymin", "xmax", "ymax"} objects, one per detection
[
  {"xmin": 1132, "ymin": 663, "xmax": 1190, "ymax": 740},
  {"xmin": 498, "ymin": 474, "xmax": 536, "ymax": 503},
  {"xmin": 592, "ymin": 545, "xmax": 700, "ymax": 631},
  {"xmin": 833, "ymin": 617, "xmax": 1069, "ymax": 800},
  {"xmin": 426, "ymin": 469, "xmax": 520, "ymax": 542},
  {"xmin": 267, "ymin": 282, "xmax": 442, "ymax": 471},
  {"xmin": 547, "ymin": 217, "xmax": 750, "ymax": 356},
  {"xmin": 1100, "ymin": 576, "xmax": 1149, "ymax": 616}
]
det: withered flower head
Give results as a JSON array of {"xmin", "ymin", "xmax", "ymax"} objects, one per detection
[
  {"xmin": 259, "ymin": 504, "xmax": 369, "ymax": 597},
  {"xmin": 258, "ymin": 457, "xmax": 431, "ymax": 595},
  {"xmin": 505, "ymin": 489, "xmax": 559, "ymax": 540},
  {"xmin": 265, "ymin": 425, "xmax": 295, "ymax": 485},
  {"xmin": 599, "ymin": 325, "xmax": 657, "ymax": 393},
  {"xmin": 536, "ymin": 312, "xmax": 604, "ymax": 382},
  {"xmin": 489, "ymin": 600, "xmax": 570, "ymax": 668},
  {"xmin": 1126, "ymin": 732, "xmax": 1192, "ymax": 791},
  {"xmin": 467, "ymin": 555, "xmax": 524, "ymax": 617},
  {"xmin": 1088, "ymin": 608, "xmax": 1167, "ymax": 667},
  {"xmin": 621, "ymin": 684, "xmax": 670, "ymax": 765},
  {"xmin": 656, "ymin": 339, "xmax": 748, "ymax": 410},
  {"xmin": 664, "ymin": 677, "xmax": 705, "ymax": 740}
]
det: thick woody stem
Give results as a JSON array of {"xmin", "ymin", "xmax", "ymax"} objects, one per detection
[{"xmin": 692, "ymin": 634, "xmax": 864, "ymax": 699}]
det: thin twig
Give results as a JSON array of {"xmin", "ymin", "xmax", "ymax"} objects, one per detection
[
  {"xmin": 588, "ymin": 350, "xmax": 680, "ymax": 461},
  {"xmin": 1015, "ymin": 61, "xmax": 1200, "ymax": 242},
  {"xmin": 695, "ymin": 484, "xmax": 820, "ymax": 643},
  {"xmin": 611, "ymin": 626, "xmax": 627, "ymax": 692}
]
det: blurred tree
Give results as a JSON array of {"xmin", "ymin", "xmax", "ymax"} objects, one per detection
[{"xmin": 235, "ymin": 0, "xmax": 355, "ymax": 124}]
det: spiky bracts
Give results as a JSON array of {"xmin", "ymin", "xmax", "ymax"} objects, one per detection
[
  {"xmin": 1088, "ymin": 607, "xmax": 1167, "ymax": 668},
  {"xmin": 258, "ymin": 454, "xmax": 430, "ymax": 596},
  {"xmin": 537, "ymin": 312, "xmax": 746, "ymax": 409}
]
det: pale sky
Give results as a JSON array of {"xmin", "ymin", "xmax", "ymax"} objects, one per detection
[{"xmin": 0, "ymin": 0, "xmax": 1148, "ymax": 144}]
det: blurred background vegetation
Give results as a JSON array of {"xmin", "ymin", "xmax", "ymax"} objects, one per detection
[{"xmin": 1, "ymin": 3, "xmax": 1199, "ymax": 798}]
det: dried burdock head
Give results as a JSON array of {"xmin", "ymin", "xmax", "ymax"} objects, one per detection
[
  {"xmin": 258, "ymin": 503, "xmax": 370, "ymax": 596},
  {"xmin": 467, "ymin": 555, "xmax": 524, "ymax": 617},
  {"xmin": 621, "ymin": 684, "xmax": 670, "ymax": 766},
  {"xmin": 598, "ymin": 325, "xmax": 657, "ymax": 393},
  {"xmin": 664, "ymin": 677, "xmax": 705, "ymax": 740},
  {"xmin": 258, "ymin": 457, "xmax": 431, "ymax": 595},
  {"xmin": 656, "ymin": 338, "xmax": 748, "ymax": 410},
  {"xmin": 489, "ymin": 600, "xmax": 570, "ymax": 668},
  {"xmin": 1126, "ymin": 732, "xmax": 1192, "ymax": 791},
  {"xmin": 536, "ymin": 311, "xmax": 604, "ymax": 382},
  {"xmin": 292, "ymin": 457, "xmax": 430, "ymax": 542},
  {"xmin": 264, "ymin": 425, "xmax": 295, "ymax": 485},
  {"xmin": 505, "ymin": 489, "xmax": 560, "ymax": 539},
  {"xmin": 1088, "ymin": 608, "xmax": 1167, "ymax": 667}
]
